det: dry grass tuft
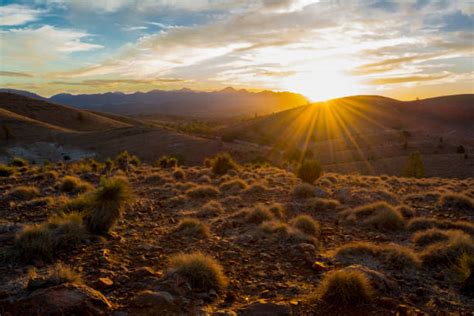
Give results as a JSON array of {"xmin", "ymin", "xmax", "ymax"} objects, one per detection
[
  {"xmin": 8, "ymin": 186, "xmax": 40, "ymax": 200},
  {"xmin": 246, "ymin": 204, "xmax": 274, "ymax": 224},
  {"xmin": 198, "ymin": 200, "xmax": 224, "ymax": 217},
  {"xmin": 306, "ymin": 198, "xmax": 340, "ymax": 212},
  {"xmin": 59, "ymin": 176, "xmax": 93, "ymax": 194},
  {"xmin": 260, "ymin": 220, "xmax": 316, "ymax": 245},
  {"xmin": 174, "ymin": 218, "xmax": 210, "ymax": 238},
  {"xmin": 85, "ymin": 176, "xmax": 133, "ymax": 234},
  {"xmin": 28, "ymin": 263, "xmax": 83, "ymax": 289},
  {"xmin": 290, "ymin": 215, "xmax": 320, "ymax": 236},
  {"xmin": 420, "ymin": 233, "xmax": 474, "ymax": 267},
  {"xmin": 244, "ymin": 182, "xmax": 267, "ymax": 195},
  {"xmin": 0, "ymin": 164, "xmax": 16, "ymax": 177},
  {"xmin": 340, "ymin": 202, "xmax": 405, "ymax": 231},
  {"xmin": 168, "ymin": 252, "xmax": 227, "ymax": 292},
  {"xmin": 411, "ymin": 228, "xmax": 466, "ymax": 247},
  {"xmin": 335, "ymin": 242, "xmax": 420, "ymax": 271},
  {"xmin": 173, "ymin": 168, "xmax": 186, "ymax": 180},
  {"xmin": 317, "ymin": 269, "xmax": 373, "ymax": 305},
  {"xmin": 268, "ymin": 203, "xmax": 286, "ymax": 219},
  {"xmin": 396, "ymin": 204, "xmax": 415, "ymax": 218},
  {"xmin": 210, "ymin": 153, "xmax": 238, "ymax": 175},
  {"xmin": 219, "ymin": 178, "xmax": 248, "ymax": 192},
  {"xmin": 408, "ymin": 217, "xmax": 474, "ymax": 236},
  {"xmin": 186, "ymin": 185, "xmax": 220, "ymax": 199},
  {"xmin": 439, "ymin": 193, "xmax": 474, "ymax": 211},
  {"xmin": 292, "ymin": 183, "xmax": 315, "ymax": 199}
]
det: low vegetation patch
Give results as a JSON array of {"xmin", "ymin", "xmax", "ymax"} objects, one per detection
[
  {"xmin": 420, "ymin": 233, "xmax": 474, "ymax": 267},
  {"xmin": 157, "ymin": 156, "xmax": 178, "ymax": 169},
  {"xmin": 168, "ymin": 252, "xmax": 227, "ymax": 292},
  {"xmin": 186, "ymin": 185, "xmax": 220, "ymax": 199},
  {"xmin": 198, "ymin": 200, "xmax": 224, "ymax": 217},
  {"xmin": 411, "ymin": 228, "xmax": 465, "ymax": 247},
  {"xmin": 439, "ymin": 193, "xmax": 473, "ymax": 211},
  {"xmin": 297, "ymin": 160, "xmax": 322, "ymax": 184},
  {"xmin": 210, "ymin": 153, "xmax": 238, "ymax": 175},
  {"xmin": 260, "ymin": 220, "xmax": 316, "ymax": 245},
  {"xmin": 0, "ymin": 164, "xmax": 16, "ymax": 177},
  {"xmin": 306, "ymin": 198, "xmax": 341, "ymax": 212},
  {"xmin": 8, "ymin": 186, "xmax": 40, "ymax": 200},
  {"xmin": 292, "ymin": 183, "xmax": 315, "ymax": 199},
  {"xmin": 219, "ymin": 179, "xmax": 248, "ymax": 192},
  {"xmin": 28, "ymin": 263, "xmax": 82, "ymax": 290},
  {"xmin": 244, "ymin": 182, "xmax": 267, "ymax": 195},
  {"xmin": 408, "ymin": 217, "xmax": 474, "ymax": 236},
  {"xmin": 174, "ymin": 218, "xmax": 210, "ymax": 238},
  {"xmin": 85, "ymin": 176, "xmax": 133, "ymax": 234},
  {"xmin": 290, "ymin": 215, "xmax": 320, "ymax": 236},
  {"xmin": 59, "ymin": 176, "xmax": 93, "ymax": 194},
  {"xmin": 335, "ymin": 242, "xmax": 420, "ymax": 271},
  {"xmin": 173, "ymin": 168, "xmax": 186, "ymax": 180},
  {"xmin": 14, "ymin": 212, "xmax": 88, "ymax": 262},
  {"xmin": 10, "ymin": 157, "xmax": 28, "ymax": 167},
  {"xmin": 246, "ymin": 204, "xmax": 274, "ymax": 224},
  {"xmin": 268, "ymin": 203, "xmax": 286, "ymax": 219},
  {"xmin": 340, "ymin": 202, "xmax": 405, "ymax": 231},
  {"xmin": 317, "ymin": 269, "xmax": 373, "ymax": 305}
]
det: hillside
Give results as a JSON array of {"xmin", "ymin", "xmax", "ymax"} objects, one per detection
[
  {"xmin": 220, "ymin": 94, "xmax": 474, "ymax": 178},
  {"xmin": 0, "ymin": 159, "xmax": 473, "ymax": 315},
  {"xmin": 49, "ymin": 88, "xmax": 308, "ymax": 118}
]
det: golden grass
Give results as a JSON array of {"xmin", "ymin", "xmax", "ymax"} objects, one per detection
[
  {"xmin": 317, "ymin": 269, "xmax": 373, "ymax": 305},
  {"xmin": 175, "ymin": 218, "xmax": 210, "ymax": 238}
]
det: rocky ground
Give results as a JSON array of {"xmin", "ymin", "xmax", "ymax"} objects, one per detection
[{"xmin": 0, "ymin": 160, "xmax": 473, "ymax": 315}]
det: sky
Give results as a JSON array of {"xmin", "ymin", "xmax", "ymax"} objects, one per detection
[{"xmin": 0, "ymin": 0, "xmax": 473, "ymax": 101}]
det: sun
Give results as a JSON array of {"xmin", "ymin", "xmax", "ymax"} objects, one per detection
[{"xmin": 282, "ymin": 70, "xmax": 363, "ymax": 102}]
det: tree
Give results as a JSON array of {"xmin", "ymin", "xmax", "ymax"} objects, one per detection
[{"xmin": 403, "ymin": 152, "xmax": 425, "ymax": 178}]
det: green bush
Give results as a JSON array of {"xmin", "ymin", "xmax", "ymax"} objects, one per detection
[{"xmin": 297, "ymin": 160, "xmax": 322, "ymax": 184}]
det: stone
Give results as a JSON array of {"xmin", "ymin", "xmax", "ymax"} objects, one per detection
[
  {"xmin": 238, "ymin": 301, "xmax": 292, "ymax": 316},
  {"xmin": 1, "ymin": 283, "xmax": 112, "ymax": 315},
  {"xmin": 128, "ymin": 290, "xmax": 181, "ymax": 315}
]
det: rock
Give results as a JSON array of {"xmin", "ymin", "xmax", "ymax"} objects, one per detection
[
  {"xmin": 1, "ymin": 283, "xmax": 112, "ymax": 315},
  {"xmin": 238, "ymin": 301, "xmax": 292, "ymax": 316},
  {"xmin": 128, "ymin": 290, "xmax": 181, "ymax": 315},
  {"xmin": 95, "ymin": 277, "xmax": 114, "ymax": 289},
  {"xmin": 130, "ymin": 266, "xmax": 157, "ymax": 279},
  {"xmin": 341, "ymin": 265, "xmax": 398, "ymax": 294}
]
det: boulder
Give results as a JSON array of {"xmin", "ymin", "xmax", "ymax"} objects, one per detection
[
  {"xmin": 128, "ymin": 290, "xmax": 181, "ymax": 315},
  {"xmin": 1, "ymin": 283, "xmax": 112, "ymax": 316}
]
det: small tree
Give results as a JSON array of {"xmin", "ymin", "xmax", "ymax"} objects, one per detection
[
  {"xmin": 297, "ymin": 160, "xmax": 323, "ymax": 184},
  {"xmin": 403, "ymin": 152, "xmax": 425, "ymax": 178},
  {"xmin": 457, "ymin": 145, "xmax": 466, "ymax": 154}
]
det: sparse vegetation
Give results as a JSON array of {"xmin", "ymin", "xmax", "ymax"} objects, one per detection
[
  {"xmin": 219, "ymin": 179, "xmax": 248, "ymax": 192},
  {"xmin": 186, "ymin": 185, "xmax": 220, "ymax": 199},
  {"xmin": 246, "ymin": 204, "xmax": 274, "ymax": 224},
  {"xmin": 317, "ymin": 269, "xmax": 373, "ymax": 305},
  {"xmin": 28, "ymin": 263, "xmax": 82, "ymax": 289},
  {"xmin": 168, "ymin": 252, "xmax": 227, "ymax": 292},
  {"xmin": 210, "ymin": 153, "xmax": 238, "ymax": 175},
  {"xmin": 0, "ymin": 164, "xmax": 16, "ymax": 177},
  {"xmin": 59, "ymin": 176, "xmax": 93, "ymax": 194},
  {"xmin": 420, "ymin": 233, "xmax": 474, "ymax": 267},
  {"xmin": 85, "ymin": 176, "xmax": 133, "ymax": 234},
  {"xmin": 157, "ymin": 156, "xmax": 178, "ymax": 168},
  {"xmin": 173, "ymin": 167, "xmax": 186, "ymax": 180},
  {"xmin": 439, "ymin": 193, "xmax": 473, "ymax": 211},
  {"xmin": 293, "ymin": 183, "xmax": 315, "ymax": 199},
  {"xmin": 290, "ymin": 215, "xmax": 320, "ymax": 236},
  {"xmin": 297, "ymin": 160, "xmax": 322, "ymax": 184},
  {"xmin": 174, "ymin": 218, "xmax": 210, "ymax": 238},
  {"xmin": 8, "ymin": 186, "xmax": 40, "ymax": 200},
  {"xmin": 10, "ymin": 157, "xmax": 28, "ymax": 167}
]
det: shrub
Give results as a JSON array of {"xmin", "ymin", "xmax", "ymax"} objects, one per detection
[
  {"xmin": 317, "ymin": 270, "xmax": 373, "ymax": 305},
  {"xmin": 457, "ymin": 253, "xmax": 474, "ymax": 293},
  {"xmin": 292, "ymin": 183, "xmax": 315, "ymax": 199},
  {"xmin": 246, "ymin": 205, "xmax": 274, "ymax": 224},
  {"xmin": 174, "ymin": 218, "xmax": 210, "ymax": 238},
  {"xmin": 335, "ymin": 242, "xmax": 420, "ymax": 271},
  {"xmin": 403, "ymin": 152, "xmax": 425, "ymax": 178},
  {"xmin": 408, "ymin": 217, "xmax": 474, "ymax": 236},
  {"xmin": 8, "ymin": 186, "xmax": 40, "ymax": 200},
  {"xmin": 85, "ymin": 177, "xmax": 133, "ymax": 234},
  {"xmin": 0, "ymin": 164, "xmax": 15, "ymax": 177},
  {"xmin": 173, "ymin": 168, "xmax": 186, "ymax": 180},
  {"xmin": 244, "ymin": 182, "xmax": 267, "ymax": 195},
  {"xmin": 342, "ymin": 202, "xmax": 405, "ymax": 231},
  {"xmin": 198, "ymin": 200, "xmax": 224, "ymax": 217},
  {"xmin": 36, "ymin": 170, "xmax": 59, "ymax": 181},
  {"xmin": 10, "ymin": 157, "xmax": 28, "ymax": 167},
  {"xmin": 186, "ymin": 185, "xmax": 220, "ymax": 199},
  {"xmin": 420, "ymin": 233, "xmax": 474, "ymax": 267},
  {"xmin": 268, "ymin": 203, "xmax": 286, "ymax": 219},
  {"xmin": 59, "ymin": 176, "xmax": 93, "ymax": 194},
  {"xmin": 439, "ymin": 193, "xmax": 473, "ymax": 211},
  {"xmin": 259, "ymin": 220, "xmax": 316, "ymax": 245},
  {"xmin": 14, "ymin": 212, "xmax": 88, "ymax": 262},
  {"xmin": 115, "ymin": 151, "xmax": 139, "ymax": 171},
  {"xmin": 61, "ymin": 194, "xmax": 93, "ymax": 213},
  {"xmin": 168, "ymin": 252, "xmax": 227, "ymax": 292},
  {"xmin": 290, "ymin": 215, "xmax": 320, "ymax": 236},
  {"xmin": 28, "ymin": 263, "xmax": 82, "ymax": 290},
  {"xmin": 219, "ymin": 179, "xmax": 248, "ymax": 192},
  {"xmin": 397, "ymin": 204, "xmax": 415, "ymax": 218},
  {"xmin": 158, "ymin": 156, "xmax": 178, "ymax": 168},
  {"xmin": 211, "ymin": 153, "xmax": 238, "ymax": 175},
  {"xmin": 297, "ymin": 160, "xmax": 322, "ymax": 184}
]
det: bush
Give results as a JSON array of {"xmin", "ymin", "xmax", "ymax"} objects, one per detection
[
  {"xmin": 403, "ymin": 152, "xmax": 425, "ymax": 178},
  {"xmin": 420, "ymin": 233, "xmax": 473, "ymax": 267},
  {"xmin": 198, "ymin": 200, "xmax": 224, "ymax": 217},
  {"xmin": 157, "ymin": 156, "xmax": 178, "ymax": 169},
  {"xmin": 297, "ymin": 160, "xmax": 322, "ymax": 184},
  {"xmin": 0, "ymin": 164, "xmax": 15, "ymax": 177},
  {"xmin": 28, "ymin": 263, "xmax": 82, "ymax": 290},
  {"xmin": 341, "ymin": 202, "xmax": 405, "ymax": 231},
  {"xmin": 168, "ymin": 252, "xmax": 227, "ymax": 292},
  {"xmin": 457, "ymin": 253, "xmax": 474, "ymax": 293},
  {"xmin": 290, "ymin": 215, "xmax": 320, "ymax": 236},
  {"xmin": 317, "ymin": 270, "xmax": 373, "ymax": 305},
  {"xmin": 306, "ymin": 198, "xmax": 340, "ymax": 212},
  {"xmin": 292, "ymin": 183, "xmax": 315, "ymax": 199},
  {"xmin": 10, "ymin": 157, "xmax": 28, "ymax": 167},
  {"xmin": 408, "ymin": 217, "xmax": 474, "ymax": 236},
  {"xmin": 412, "ymin": 228, "xmax": 466, "ymax": 247},
  {"xmin": 85, "ymin": 177, "xmax": 133, "ymax": 234},
  {"xmin": 219, "ymin": 179, "xmax": 248, "ymax": 192},
  {"xmin": 173, "ymin": 168, "xmax": 186, "ymax": 180},
  {"xmin": 59, "ymin": 176, "xmax": 93, "ymax": 194},
  {"xmin": 14, "ymin": 212, "xmax": 88, "ymax": 262},
  {"xmin": 8, "ymin": 186, "xmax": 40, "ymax": 200},
  {"xmin": 211, "ymin": 153, "xmax": 238, "ymax": 175},
  {"xmin": 246, "ymin": 205, "xmax": 274, "ymax": 224},
  {"xmin": 174, "ymin": 218, "xmax": 210, "ymax": 238},
  {"xmin": 260, "ymin": 220, "xmax": 316, "ymax": 245},
  {"xmin": 268, "ymin": 203, "xmax": 286, "ymax": 219},
  {"xmin": 186, "ymin": 185, "xmax": 220, "ymax": 199},
  {"xmin": 439, "ymin": 193, "xmax": 473, "ymax": 211}
]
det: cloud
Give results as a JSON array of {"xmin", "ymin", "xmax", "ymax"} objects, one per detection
[
  {"xmin": 0, "ymin": 71, "xmax": 34, "ymax": 78},
  {"xmin": 0, "ymin": 4, "xmax": 44, "ymax": 26},
  {"xmin": 122, "ymin": 26, "xmax": 148, "ymax": 32},
  {"xmin": 50, "ymin": 78, "xmax": 186, "ymax": 86},
  {"xmin": 0, "ymin": 25, "xmax": 103, "ymax": 67},
  {"xmin": 369, "ymin": 73, "xmax": 449, "ymax": 85}
]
